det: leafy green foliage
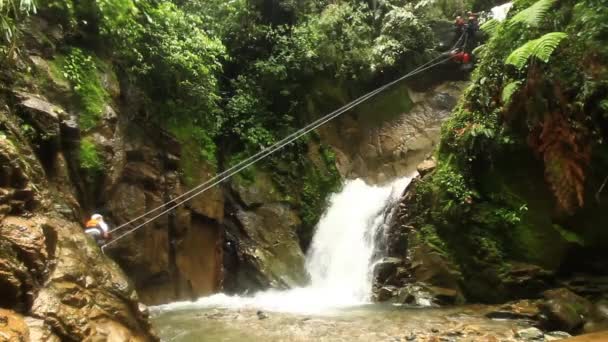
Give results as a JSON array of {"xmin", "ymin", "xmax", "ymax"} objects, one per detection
[
  {"xmin": 505, "ymin": 32, "xmax": 568, "ymax": 70},
  {"xmin": 0, "ymin": 0, "xmax": 35, "ymax": 58},
  {"xmin": 480, "ymin": 18, "xmax": 500, "ymax": 36},
  {"xmin": 501, "ymin": 81, "xmax": 521, "ymax": 105},
  {"xmin": 79, "ymin": 137, "xmax": 103, "ymax": 171},
  {"xmin": 7, "ymin": 0, "xmax": 440, "ymax": 232},
  {"xmin": 57, "ymin": 48, "xmax": 109, "ymax": 131},
  {"xmin": 371, "ymin": 6, "xmax": 434, "ymax": 70},
  {"xmin": 508, "ymin": 0, "xmax": 557, "ymax": 28}
]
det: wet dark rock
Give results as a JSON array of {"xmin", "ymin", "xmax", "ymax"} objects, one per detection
[
  {"xmin": 561, "ymin": 276, "xmax": 608, "ymax": 299},
  {"xmin": 504, "ymin": 263, "xmax": 555, "ymax": 298},
  {"xmin": 373, "ymin": 257, "xmax": 404, "ymax": 284},
  {"xmin": 583, "ymin": 299, "xmax": 608, "ymax": 333},
  {"xmin": 540, "ymin": 288, "xmax": 593, "ymax": 333},
  {"xmin": 257, "ymin": 310, "xmax": 268, "ymax": 320},
  {"xmin": 486, "ymin": 299, "xmax": 541, "ymax": 322},
  {"xmin": 395, "ymin": 283, "xmax": 458, "ymax": 306},
  {"xmin": 377, "ymin": 286, "xmax": 399, "ymax": 302},
  {"xmin": 223, "ymin": 200, "xmax": 308, "ymax": 293}
]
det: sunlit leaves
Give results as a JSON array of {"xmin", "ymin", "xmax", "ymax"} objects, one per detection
[{"xmin": 505, "ymin": 32, "xmax": 568, "ymax": 70}]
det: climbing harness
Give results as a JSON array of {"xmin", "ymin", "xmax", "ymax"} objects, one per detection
[{"xmin": 100, "ymin": 53, "xmax": 456, "ymax": 252}]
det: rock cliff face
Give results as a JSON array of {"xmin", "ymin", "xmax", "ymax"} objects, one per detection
[
  {"xmin": 0, "ymin": 110, "xmax": 156, "ymax": 340},
  {"xmin": 320, "ymin": 79, "xmax": 468, "ymax": 183}
]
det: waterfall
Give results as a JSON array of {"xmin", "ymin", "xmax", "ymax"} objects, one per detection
[
  {"xmin": 154, "ymin": 176, "xmax": 413, "ymax": 314},
  {"xmin": 305, "ymin": 177, "xmax": 411, "ymax": 303},
  {"xmin": 491, "ymin": 2, "xmax": 513, "ymax": 22}
]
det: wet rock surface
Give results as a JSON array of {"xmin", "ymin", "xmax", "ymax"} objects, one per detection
[
  {"xmin": 222, "ymin": 175, "xmax": 309, "ymax": 292},
  {"xmin": 372, "ymin": 172, "xmax": 464, "ymax": 306},
  {"xmin": 0, "ymin": 109, "xmax": 156, "ymax": 340},
  {"xmin": 540, "ymin": 288, "xmax": 593, "ymax": 333},
  {"xmin": 320, "ymin": 81, "xmax": 467, "ymax": 183}
]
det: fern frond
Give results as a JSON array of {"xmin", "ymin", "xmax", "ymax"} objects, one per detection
[
  {"xmin": 505, "ymin": 42, "xmax": 534, "ymax": 69},
  {"xmin": 505, "ymin": 32, "xmax": 567, "ymax": 70},
  {"xmin": 480, "ymin": 19, "xmax": 500, "ymax": 36},
  {"xmin": 472, "ymin": 44, "xmax": 485, "ymax": 56},
  {"xmin": 502, "ymin": 81, "xmax": 522, "ymax": 105},
  {"xmin": 533, "ymin": 32, "xmax": 568, "ymax": 62},
  {"xmin": 509, "ymin": 0, "xmax": 557, "ymax": 27}
]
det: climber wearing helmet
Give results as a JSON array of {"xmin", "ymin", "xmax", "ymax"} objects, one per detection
[{"xmin": 85, "ymin": 213, "xmax": 111, "ymax": 246}]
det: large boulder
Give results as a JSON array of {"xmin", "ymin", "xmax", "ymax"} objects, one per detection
[
  {"xmin": 223, "ymin": 197, "xmax": 308, "ymax": 292},
  {"xmin": 540, "ymin": 288, "xmax": 593, "ymax": 333},
  {"xmin": 0, "ymin": 214, "xmax": 156, "ymax": 340}
]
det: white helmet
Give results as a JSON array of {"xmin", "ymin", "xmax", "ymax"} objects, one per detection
[{"xmin": 92, "ymin": 214, "xmax": 103, "ymax": 221}]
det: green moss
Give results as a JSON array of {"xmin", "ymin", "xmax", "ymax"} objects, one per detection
[
  {"xmin": 418, "ymin": 224, "xmax": 449, "ymax": 257},
  {"xmin": 356, "ymin": 83, "xmax": 413, "ymax": 126},
  {"xmin": 300, "ymin": 145, "xmax": 341, "ymax": 229},
  {"xmin": 168, "ymin": 119, "xmax": 217, "ymax": 186},
  {"xmin": 79, "ymin": 137, "xmax": 103, "ymax": 171},
  {"xmin": 52, "ymin": 49, "xmax": 110, "ymax": 131}
]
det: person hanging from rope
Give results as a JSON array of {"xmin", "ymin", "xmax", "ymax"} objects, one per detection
[
  {"xmin": 453, "ymin": 16, "xmax": 466, "ymax": 42},
  {"xmin": 465, "ymin": 11, "xmax": 480, "ymax": 51},
  {"xmin": 449, "ymin": 14, "xmax": 471, "ymax": 67},
  {"xmin": 448, "ymin": 10, "xmax": 481, "ymax": 69},
  {"xmin": 85, "ymin": 213, "xmax": 111, "ymax": 246}
]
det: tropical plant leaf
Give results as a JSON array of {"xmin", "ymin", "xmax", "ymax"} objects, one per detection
[
  {"xmin": 472, "ymin": 44, "xmax": 485, "ymax": 56},
  {"xmin": 505, "ymin": 32, "xmax": 567, "ymax": 70},
  {"xmin": 508, "ymin": 0, "xmax": 557, "ymax": 28},
  {"xmin": 480, "ymin": 19, "xmax": 500, "ymax": 36},
  {"xmin": 502, "ymin": 81, "xmax": 522, "ymax": 105}
]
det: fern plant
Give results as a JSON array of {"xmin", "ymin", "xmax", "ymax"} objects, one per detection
[
  {"xmin": 501, "ymin": 81, "xmax": 522, "ymax": 105},
  {"xmin": 508, "ymin": 0, "xmax": 556, "ymax": 28},
  {"xmin": 480, "ymin": 18, "xmax": 500, "ymax": 36},
  {"xmin": 505, "ymin": 32, "xmax": 567, "ymax": 70}
]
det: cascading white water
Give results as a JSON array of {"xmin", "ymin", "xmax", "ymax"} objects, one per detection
[
  {"xmin": 155, "ymin": 176, "xmax": 412, "ymax": 314},
  {"xmin": 304, "ymin": 177, "xmax": 411, "ymax": 304},
  {"xmin": 492, "ymin": 2, "xmax": 513, "ymax": 21}
]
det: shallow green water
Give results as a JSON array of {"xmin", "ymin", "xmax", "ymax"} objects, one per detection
[{"xmin": 151, "ymin": 303, "xmax": 533, "ymax": 342}]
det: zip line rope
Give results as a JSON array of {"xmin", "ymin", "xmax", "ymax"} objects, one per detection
[
  {"xmin": 108, "ymin": 50, "xmax": 449, "ymax": 236},
  {"xmin": 106, "ymin": 29, "xmax": 466, "ymax": 236},
  {"xmin": 101, "ymin": 53, "xmax": 455, "ymax": 251}
]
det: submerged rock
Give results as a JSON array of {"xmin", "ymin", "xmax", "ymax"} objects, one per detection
[
  {"xmin": 544, "ymin": 331, "xmax": 572, "ymax": 341},
  {"xmin": 515, "ymin": 327, "xmax": 544, "ymax": 340},
  {"xmin": 486, "ymin": 299, "xmax": 541, "ymax": 321}
]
